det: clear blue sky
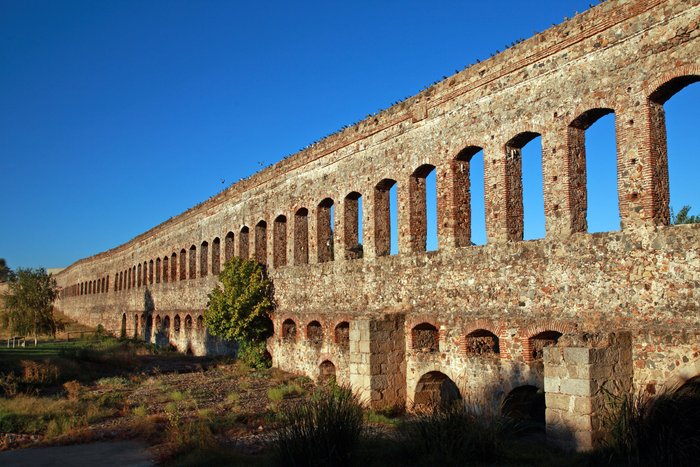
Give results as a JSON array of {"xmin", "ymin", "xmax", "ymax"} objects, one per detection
[{"xmin": 1, "ymin": 1, "xmax": 697, "ymax": 269}]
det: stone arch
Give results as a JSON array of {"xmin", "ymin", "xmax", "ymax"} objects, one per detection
[
  {"xmin": 162, "ymin": 256, "xmax": 169, "ymax": 283},
  {"xmin": 294, "ymin": 208, "xmax": 309, "ymax": 265},
  {"xmin": 137, "ymin": 263, "xmax": 142, "ymax": 287},
  {"xmin": 412, "ymin": 322, "xmax": 439, "ymax": 353},
  {"xmin": 408, "ymin": 164, "xmax": 437, "ymax": 252},
  {"xmin": 413, "ymin": 371, "xmax": 461, "ymax": 412},
  {"xmin": 273, "ymin": 215, "xmax": 288, "ymax": 268},
  {"xmin": 451, "ymin": 145, "xmax": 486, "ymax": 247},
  {"xmin": 281, "ymin": 318, "xmax": 297, "ymax": 342},
  {"xmin": 211, "ymin": 237, "xmax": 221, "ymax": 275},
  {"xmin": 179, "ymin": 249, "xmax": 187, "ymax": 280},
  {"xmin": 374, "ymin": 178, "xmax": 398, "ymax": 257},
  {"xmin": 140, "ymin": 314, "xmax": 146, "ymax": 338},
  {"xmin": 502, "ymin": 385, "xmax": 545, "ymax": 425},
  {"xmin": 306, "ymin": 320, "xmax": 323, "ymax": 348},
  {"xmin": 170, "ymin": 252, "xmax": 177, "ymax": 282},
  {"xmin": 528, "ymin": 330, "xmax": 562, "ymax": 362},
  {"xmin": 196, "ymin": 315, "xmax": 204, "ymax": 334},
  {"xmin": 224, "ymin": 231, "xmax": 234, "ymax": 262},
  {"xmin": 155, "ymin": 257, "xmax": 161, "ymax": 283},
  {"xmin": 334, "ymin": 321, "xmax": 350, "ymax": 351},
  {"xmin": 239, "ymin": 226, "xmax": 250, "ymax": 259},
  {"xmin": 132, "ymin": 266, "xmax": 136, "ymax": 288},
  {"xmin": 174, "ymin": 314, "xmax": 181, "ymax": 335},
  {"xmin": 317, "ymin": 198, "xmax": 335, "ymax": 263},
  {"xmin": 188, "ymin": 245, "xmax": 197, "ymax": 279},
  {"xmin": 184, "ymin": 314, "xmax": 193, "ymax": 337},
  {"xmin": 133, "ymin": 313, "xmax": 139, "ymax": 338},
  {"xmin": 154, "ymin": 314, "xmax": 161, "ymax": 331},
  {"xmin": 318, "ymin": 360, "xmax": 336, "ymax": 384},
  {"xmin": 120, "ymin": 313, "xmax": 126, "ymax": 338},
  {"xmin": 147, "ymin": 260, "xmax": 153, "ymax": 284},
  {"xmin": 255, "ymin": 221, "xmax": 267, "ymax": 264},
  {"xmin": 465, "ymin": 329, "xmax": 499, "ymax": 356},
  {"xmin": 200, "ymin": 240, "xmax": 209, "ymax": 277},
  {"xmin": 343, "ymin": 192, "xmax": 363, "ymax": 259},
  {"xmin": 163, "ymin": 315, "xmax": 171, "ymax": 339},
  {"xmin": 504, "ymin": 131, "xmax": 544, "ymax": 241},
  {"xmin": 646, "ymin": 71, "xmax": 700, "ymax": 225},
  {"xmin": 567, "ymin": 107, "xmax": 618, "ymax": 233}
]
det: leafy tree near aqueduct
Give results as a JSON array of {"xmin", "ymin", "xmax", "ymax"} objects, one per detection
[
  {"xmin": 672, "ymin": 205, "xmax": 700, "ymax": 224},
  {"xmin": 204, "ymin": 257, "xmax": 274, "ymax": 368}
]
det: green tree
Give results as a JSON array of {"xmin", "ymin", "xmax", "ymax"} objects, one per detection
[
  {"xmin": 671, "ymin": 205, "xmax": 700, "ymax": 225},
  {"xmin": 204, "ymin": 257, "xmax": 273, "ymax": 344},
  {"xmin": 2, "ymin": 268, "xmax": 59, "ymax": 345},
  {"xmin": 0, "ymin": 258, "xmax": 12, "ymax": 283}
]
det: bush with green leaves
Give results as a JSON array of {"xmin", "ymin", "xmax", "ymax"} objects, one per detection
[{"xmin": 204, "ymin": 258, "xmax": 273, "ymax": 344}]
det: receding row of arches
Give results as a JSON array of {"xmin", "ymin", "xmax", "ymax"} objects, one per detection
[
  {"xmin": 120, "ymin": 311, "xmax": 204, "ymax": 344},
  {"xmin": 63, "ymin": 275, "xmax": 110, "ymax": 298},
  {"xmin": 280, "ymin": 318, "xmax": 350, "ymax": 351}
]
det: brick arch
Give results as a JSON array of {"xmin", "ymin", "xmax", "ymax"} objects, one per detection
[
  {"xmin": 409, "ymin": 367, "xmax": 462, "ymax": 412},
  {"xmin": 645, "ymin": 65, "xmax": 700, "ymax": 105},
  {"xmin": 279, "ymin": 316, "xmax": 298, "ymax": 342},
  {"xmin": 463, "ymin": 319, "xmax": 506, "ymax": 358},
  {"xmin": 520, "ymin": 321, "xmax": 575, "ymax": 362}
]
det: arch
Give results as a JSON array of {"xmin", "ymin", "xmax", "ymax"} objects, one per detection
[
  {"xmin": 142, "ymin": 261, "xmax": 147, "ymax": 285},
  {"xmin": 318, "ymin": 360, "xmax": 336, "ymax": 384},
  {"xmin": 239, "ymin": 226, "xmax": 250, "ymax": 259},
  {"xmin": 184, "ymin": 314, "xmax": 193, "ymax": 336},
  {"xmin": 200, "ymin": 241, "xmax": 209, "ymax": 277},
  {"xmin": 134, "ymin": 313, "xmax": 139, "ymax": 338},
  {"xmin": 647, "ymin": 73, "xmax": 700, "ymax": 225},
  {"xmin": 174, "ymin": 315, "xmax": 181, "ymax": 335},
  {"xmin": 529, "ymin": 330, "xmax": 562, "ymax": 362},
  {"xmin": 140, "ymin": 314, "xmax": 146, "ymax": 339},
  {"xmin": 502, "ymin": 385, "xmax": 545, "ymax": 425},
  {"xmin": 163, "ymin": 315, "xmax": 171, "ymax": 339},
  {"xmin": 196, "ymin": 315, "xmax": 204, "ymax": 331},
  {"xmin": 317, "ymin": 198, "xmax": 335, "ymax": 262},
  {"xmin": 189, "ymin": 245, "xmax": 197, "ymax": 279},
  {"xmin": 412, "ymin": 322, "xmax": 439, "ymax": 353},
  {"xmin": 224, "ymin": 231, "xmax": 234, "ymax": 262},
  {"xmin": 567, "ymin": 108, "xmax": 618, "ymax": 233},
  {"xmin": 374, "ymin": 178, "xmax": 398, "ymax": 257},
  {"xmin": 162, "ymin": 256, "xmax": 169, "ymax": 283},
  {"xmin": 334, "ymin": 321, "xmax": 350, "ymax": 351},
  {"xmin": 294, "ymin": 208, "xmax": 309, "ymax": 265},
  {"xmin": 451, "ymin": 146, "xmax": 487, "ymax": 247},
  {"xmin": 465, "ymin": 329, "xmax": 499, "ymax": 355},
  {"xmin": 154, "ymin": 314, "xmax": 162, "ymax": 331},
  {"xmin": 132, "ymin": 266, "xmax": 136, "ymax": 288},
  {"xmin": 273, "ymin": 215, "xmax": 288, "ymax": 268},
  {"xmin": 408, "ymin": 164, "xmax": 437, "ymax": 252},
  {"xmin": 343, "ymin": 192, "xmax": 363, "ymax": 259},
  {"xmin": 504, "ymin": 131, "xmax": 544, "ymax": 241},
  {"xmin": 211, "ymin": 237, "xmax": 221, "ymax": 275},
  {"xmin": 171, "ymin": 252, "xmax": 178, "ymax": 282},
  {"xmin": 306, "ymin": 320, "xmax": 323, "ymax": 348},
  {"xmin": 255, "ymin": 221, "xmax": 267, "ymax": 264},
  {"xmin": 156, "ymin": 258, "xmax": 161, "ymax": 283},
  {"xmin": 282, "ymin": 318, "xmax": 297, "ymax": 342},
  {"xmin": 120, "ymin": 313, "xmax": 127, "ymax": 338},
  {"xmin": 413, "ymin": 371, "xmax": 461, "ymax": 412},
  {"xmin": 147, "ymin": 260, "xmax": 153, "ymax": 285}
]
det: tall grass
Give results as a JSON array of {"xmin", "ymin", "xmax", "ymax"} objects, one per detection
[
  {"xmin": 272, "ymin": 384, "xmax": 364, "ymax": 467},
  {"xmin": 598, "ymin": 382, "xmax": 700, "ymax": 466}
]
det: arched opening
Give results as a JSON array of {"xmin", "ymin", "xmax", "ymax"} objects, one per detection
[
  {"xmin": 212, "ymin": 237, "xmax": 221, "ymax": 275},
  {"xmin": 505, "ymin": 132, "xmax": 545, "ymax": 241},
  {"xmin": 374, "ymin": 179, "xmax": 398, "ymax": 256},
  {"xmin": 140, "ymin": 314, "xmax": 146, "ymax": 339},
  {"xmin": 239, "ymin": 226, "xmax": 250, "ymax": 259},
  {"xmin": 529, "ymin": 330, "xmax": 562, "ymax": 362},
  {"xmin": 306, "ymin": 320, "xmax": 323, "ymax": 348},
  {"xmin": 174, "ymin": 315, "xmax": 181, "ymax": 335},
  {"xmin": 335, "ymin": 321, "xmax": 350, "ymax": 351},
  {"xmin": 121, "ymin": 313, "xmax": 126, "ymax": 338},
  {"xmin": 282, "ymin": 319, "xmax": 297, "ymax": 342},
  {"xmin": 255, "ymin": 221, "xmax": 267, "ymax": 264},
  {"xmin": 148, "ymin": 260, "xmax": 154, "ymax": 285},
  {"xmin": 319, "ymin": 360, "xmax": 336, "ymax": 384},
  {"xmin": 184, "ymin": 314, "xmax": 193, "ymax": 337},
  {"xmin": 453, "ymin": 146, "xmax": 487, "ymax": 246},
  {"xmin": 412, "ymin": 323, "xmax": 439, "ymax": 353},
  {"xmin": 503, "ymin": 385, "xmax": 545, "ymax": 425},
  {"xmin": 142, "ymin": 262, "xmax": 147, "ymax": 285},
  {"xmin": 465, "ymin": 329, "xmax": 499, "ymax": 355},
  {"xmin": 413, "ymin": 371, "xmax": 461, "ymax": 412},
  {"xmin": 126, "ymin": 270, "xmax": 130, "ymax": 290},
  {"xmin": 409, "ymin": 164, "xmax": 438, "ymax": 252},
  {"xmin": 155, "ymin": 315, "xmax": 162, "ymax": 332},
  {"xmin": 189, "ymin": 245, "xmax": 197, "ymax": 279},
  {"xmin": 648, "ymin": 76, "xmax": 700, "ymax": 225},
  {"xmin": 343, "ymin": 192, "xmax": 363, "ymax": 259},
  {"xmin": 568, "ymin": 108, "xmax": 619, "ymax": 233},
  {"xmin": 132, "ymin": 266, "xmax": 136, "ymax": 288},
  {"xmin": 146, "ymin": 315, "xmax": 153, "ymax": 341},
  {"xmin": 156, "ymin": 258, "xmax": 161, "ymax": 283},
  {"xmin": 133, "ymin": 314, "xmax": 139, "ymax": 338},
  {"xmin": 294, "ymin": 208, "xmax": 309, "ymax": 265},
  {"xmin": 163, "ymin": 316, "xmax": 171, "ymax": 339},
  {"xmin": 200, "ymin": 241, "xmax": 209, "ymax": 277},
  {"xmin": 224, "ymin": 232, "xmax": 234, "ymax": 262},
  {"xmin": 196, "ymin": 315, "xmax": 204, "ymax": 334},
  {"xmin": 137, "ymin": 264, "xmax": 142, "ymax": 287},
  {"xmin": 273, "ymin": 215, "xmax": 288, "ymax": 268},
  {"xmin": 171, "ymin": 252, "xmax": 178, "ymax": 282},
  {"xmin": 317, "ymin": 198, "xmax": 335, "ymax": 262},
  {"xmin": 162, "ymin": 256, "xmax": 169, "ymax": 283}
]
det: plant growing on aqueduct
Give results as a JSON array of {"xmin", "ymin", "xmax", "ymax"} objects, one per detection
[{"xmin": 204, "ymin": 257, "xmax": 274, "ymax": 364}]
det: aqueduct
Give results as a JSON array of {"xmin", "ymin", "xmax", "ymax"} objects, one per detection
[{"xmin": 54, "ymin": 0, "xmax": 699, "ymax": 450}]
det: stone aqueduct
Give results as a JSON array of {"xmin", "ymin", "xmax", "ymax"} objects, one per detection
[{"xmin": 55, "ymin": 0, "xmax": 699, "ymax": 450}]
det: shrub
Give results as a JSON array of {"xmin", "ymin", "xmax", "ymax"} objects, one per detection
[
  {"xmin": 21, "ymin": 360, "xmax": 59, "ymax": 385},
  {"xmin": 238, "ymin": 339, "xmax": 272, "ymax": 370},
  {"xmin": 63, "ymin": 380, "xmax": 83, "ymax": 401},
  {"xmin": 396, "ymin": 398, "xmax": 526, "ymax": 466},
  {"xmin": 272, "ymin": 384, "xmax": 364, "ymax": 467},
  {"xmin": 598, "ymin": 383, "xmax": 700, "ymax": 466},
  {"xmin": 268, "ymin": 383, "xmax": 305, "ymax": 403}
]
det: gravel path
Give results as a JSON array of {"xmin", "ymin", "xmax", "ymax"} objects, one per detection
[{"xmin": 0, "ymin": 440, "xmax": 153, "ymax": 467}]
